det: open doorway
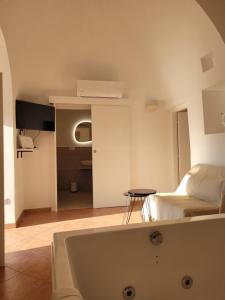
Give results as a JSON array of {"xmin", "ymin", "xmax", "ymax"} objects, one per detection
[
  {"xmin": 56, "ymin": 109, "xmax": 93, "ymax": 210},
  {"xmin": 176, "ymin": 109, "xmax": 191, "ymax": 183}
]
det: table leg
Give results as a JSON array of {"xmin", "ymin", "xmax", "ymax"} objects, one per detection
[
  {"xmin": 126, "ymin": 197, "xmax": 136, "ymax": 224},
  {"xmin": 122, "ymin": 194, "xmax": 130, "ymax": 224},
  {"xmin": 138, "ymin": 197, "xmax": 145, "ymax": 222}
]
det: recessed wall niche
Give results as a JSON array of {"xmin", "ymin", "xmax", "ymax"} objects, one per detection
[{"xmin": 202, "ymin": 82, "xmax": 225, "ymax": 134}]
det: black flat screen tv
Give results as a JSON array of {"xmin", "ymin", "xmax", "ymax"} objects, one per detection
[{"xmin": 16, "ymin": 100, "xmax": 55, "ymax": 132}]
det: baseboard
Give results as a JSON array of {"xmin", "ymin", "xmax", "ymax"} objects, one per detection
[
  {"xmin": 16, "ymin": 210, "xmax": 25, "ymax": 228},
  {"xmin": 23, "ymin": 207, "xmax": 51, "ymax": 214},
  {"xmin": 15, "ymin": 207, "xmax": 51, "ymax": 227},
  {"xmin": 4, "ymin": 223, "xmax": 16, "ymax": 229}
]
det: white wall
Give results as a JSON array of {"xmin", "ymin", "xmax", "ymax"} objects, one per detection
[
  {"xmin": 0, "ymin": 28, "xmax": 15, "ymax": 225},
  {"xmin": 22, "ymin": 131, "xmax": 55, "ymax": 210},
  {"xmin": 15, "ymin": 153, "xmax": 24, "ymax": 219},
  {"xmin": 0, "ymin": 0, "xmax": 225, "ymax": 212},
  {"xmin": 149, "ymin": 1, "xmax": 225, "ymax": 167},
  {"xmin": 0, "ymin": 73, "xmax": 4, "ymax": 265},
  {"xmin": 0, "ymin": 26, "xmax": 15, "ymax": 264}
]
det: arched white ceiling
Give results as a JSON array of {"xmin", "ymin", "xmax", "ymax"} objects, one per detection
[
  {"xmin": 0, "ymin": 0, "xmax": 224, "ymax": 105},
  {"xmin": 196, "ymin": 0, "xmax": 225, "ymax": 43}
]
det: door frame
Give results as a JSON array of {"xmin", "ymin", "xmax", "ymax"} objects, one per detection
[
  {"xmin": 52, "ymin": 104, "xmax": 92, "ymax": 211},
  {"xmin": 50, "ymin": 98, "xmax": 131, "ymax": 211},
  {"xmin": 171, "ymin": 103, "xmax": 190, "ymax": 189}
]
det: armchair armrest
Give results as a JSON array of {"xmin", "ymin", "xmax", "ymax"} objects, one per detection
[{"xmin": 220, "ymin": 193, "xmax": 225, "ymax": 213}]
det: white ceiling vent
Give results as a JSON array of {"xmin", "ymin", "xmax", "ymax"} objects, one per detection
[{"xmin": 201, "ymin": 52, "xmax": 214, "ymax": 72}]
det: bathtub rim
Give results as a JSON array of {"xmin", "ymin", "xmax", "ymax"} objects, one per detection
[{"xmin": 51, "ymin": 213, "xmax": 225, "ymax": 296}]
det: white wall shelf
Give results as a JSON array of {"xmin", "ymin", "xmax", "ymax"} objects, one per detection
[{"xmin": 49, "ymin": 96, "xmax": 130, "ymax": 109}]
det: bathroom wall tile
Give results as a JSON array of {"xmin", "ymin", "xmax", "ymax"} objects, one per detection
[{"xmin": 57, "ymin": 147, "xmax": 92, "ymax": 191}]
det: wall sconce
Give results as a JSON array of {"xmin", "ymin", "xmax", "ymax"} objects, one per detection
[{"xmin": 145, "ymin": 100, "xmax": 159, "ymax": 112}]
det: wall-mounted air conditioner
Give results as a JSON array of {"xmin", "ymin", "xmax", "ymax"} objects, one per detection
[{"xmin": 77, "ymin": 80, "xmax": 123, "ymax": 98}]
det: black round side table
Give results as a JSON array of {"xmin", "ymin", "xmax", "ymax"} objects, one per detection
[{"xmin": 124, "ymin": 189, "xmax": 156, "ymax": 224}]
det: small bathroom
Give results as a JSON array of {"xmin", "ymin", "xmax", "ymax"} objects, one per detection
[{"xmin": 56, "ymin": 109, "xmax": 93, "ymax": 209}]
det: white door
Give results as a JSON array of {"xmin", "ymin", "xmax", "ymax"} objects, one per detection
[
  {"xmin": 177, "ymin": 110, "xmax": 191, "ymax": 182},
  {"xmin": 92, "ymin": 105, "xmax": 130, "ymax": 208}
]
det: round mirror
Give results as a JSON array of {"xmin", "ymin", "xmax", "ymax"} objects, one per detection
[{"xmin": 74, "ymin": 120, "xmax": 92, "ymax": 144}]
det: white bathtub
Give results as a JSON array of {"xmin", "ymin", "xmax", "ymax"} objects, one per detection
[{"xmin": 52, "ymin": 214, "xmax": 225, "ymax": 300}]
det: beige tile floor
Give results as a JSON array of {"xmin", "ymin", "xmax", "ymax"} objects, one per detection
[
  {"xmin": 1, "ymin": 206, "xmax": 142, "ymax": 300},
  {"xmin": 57, "ymin": 191, "xmax": 93, "ymax": 210}
]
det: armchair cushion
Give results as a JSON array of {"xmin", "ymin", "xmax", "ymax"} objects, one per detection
[
  {"xmin": 149, "ymin": 193, "xmax": 219, "ymax": 221},
  {"xmin": 143, "ymin": 164, "xmax": 225, "ymax": 221},
  {"xmin": 178, "ymin": 164, "xmax": 225, "ymax": 205}
]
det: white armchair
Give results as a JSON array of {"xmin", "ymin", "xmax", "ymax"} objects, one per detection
[{"xmin": 143, "ymin": 164, "xmax": 225, "ymax": 221}]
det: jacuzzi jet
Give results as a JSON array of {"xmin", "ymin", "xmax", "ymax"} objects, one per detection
[
  {"xmin": 150, "ymin": 231, "xmax": 163, "ymax": 245},
  {"xmin": 123, "ymin": 286, "xmax": 136, "ymax": 299},
  {"xmin": 181, "ymin": 275, "xmax": 193, "ymax": 289}
]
